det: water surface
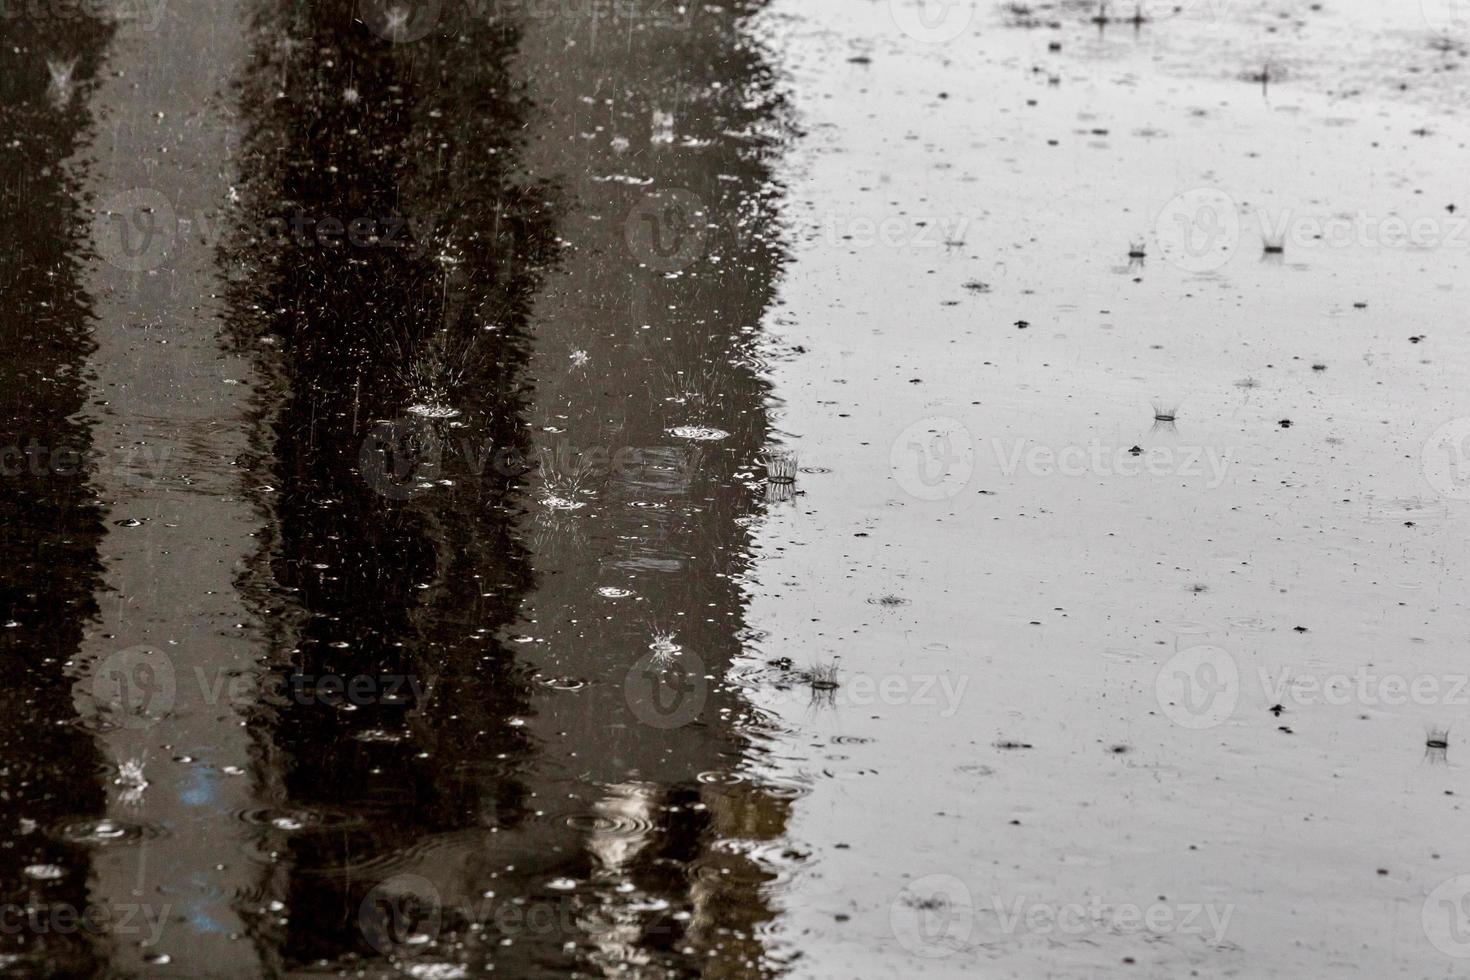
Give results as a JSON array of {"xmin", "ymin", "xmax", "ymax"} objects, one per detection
[{"xmin": 3, "ymin": 0, "xmax": 1470, "ymax": 977}]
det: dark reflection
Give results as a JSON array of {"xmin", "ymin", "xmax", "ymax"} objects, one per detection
[
  {"xmin": 217, "ymin": 0, "xmax": 792, "ymax": 974},
  {"xmin": 0, "ymin": 11, "xmax": 112, "ymax": 977},
  {"xmin": 508, "ymin": 0, "xmax": 798, "ymax": 973},
  {"xmin": 222, "ymin": 0, "xmax": 558, "ymax": 972}
]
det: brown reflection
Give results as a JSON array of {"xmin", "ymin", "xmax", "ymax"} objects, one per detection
[
  {"xmin": 223, "ymin": 0, "xmax": 793, "ymax": 974},
  {"xmin": 221, "ymin": 0, "xmax": 559, "ymax": 972},
  {"xmin": 508, "ymin": 0, "xmax": 796, "ymax": 974},
  {"xmin": 0, "ymin": 11, "xmax": 112, "ymax": 977},
  {"xmin": 61, "ymin": 1, "xmax": 277, "ymax": 975}
]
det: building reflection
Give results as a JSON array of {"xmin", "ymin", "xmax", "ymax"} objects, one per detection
[
  {"xmin": 222, "ymin": 0, "xmax": 557, "ymax": 971},
  {"xmin": 508, "ymin": 0, "xmax": 798, "ymax": 974},
  {"xmin": 3, "ymin": 0, "xmax": 797, "ymax": 973},
  {"xmin": 0, "ymin": 13, "xmax": 112, "ymax": 977}
]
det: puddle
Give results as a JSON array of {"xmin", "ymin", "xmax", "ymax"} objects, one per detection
[{"xmin": 2, "ymin": 0, "xmax": 1466, "ymax": 976}]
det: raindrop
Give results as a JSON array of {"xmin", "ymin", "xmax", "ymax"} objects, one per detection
[
  {"xmin": 407, "ymin": 403, "xmax": 461, "ymax": 419},
  {"xmin": 238, "ymin": 806, "xmax": 364, "ymax": 833},
  {"xmin": 24, "ymin": 864, "xmax": 65, "ymax": 880},
  {"xmin": 53, "ymin": 818, "xmax": 164, "ymax": 846},
  {"xmin": 667, "ymin": 425, "xmax": 730, "ymax": 441},
  {"xmin": 352, "ymin": 729, "xmax": 407, "ymax": 743},
  {"xmin": 405, "ymin": 966, "xmax": 467, "ymax": 980}
]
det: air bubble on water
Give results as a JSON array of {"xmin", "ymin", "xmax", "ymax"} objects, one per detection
[
  {"xmin": 597, "ymin": 587, "xmax": 634, "ymax": 598},
  {"xmin": 24, "ymin": 864, "xmax": 64, "ymax": 880}
]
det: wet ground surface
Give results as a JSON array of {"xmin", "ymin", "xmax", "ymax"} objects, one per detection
[{"xmin": 3, "ymin": 0, "xmax": 1470, "ymax": 977}]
